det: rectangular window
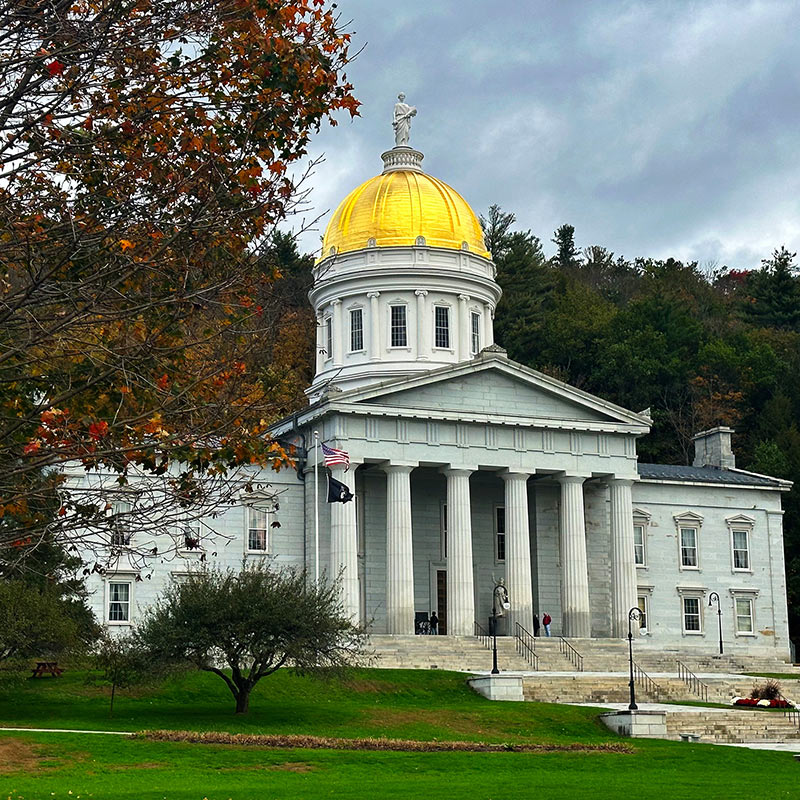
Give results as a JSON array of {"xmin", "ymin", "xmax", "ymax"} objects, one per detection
[
  {"xmin": 680, "ymin": 527, "xmax": 698, "ymax": 568},
  {"xmin": 637, "ymin": 595, "xmax": 648, "ymax": 631},
  {"xmin": 732, "ymin": 529, "xmax": 750, "ymax": 570},
  {"xmin": 390, "ymin": 305, "xmax": 407, "ymax": 347},
  {"xmin": 350, "ymin": 308, "xmax": 364, "ymax": 352},
  {"xmin": 183, "ymin": 520, "xmax": 201, "ymax": 551},
  {"xmin": 683, "ymin": 597, "xmax": 701, "ymax": 632},
  {"xmin": 495, "ymin": 506, "xmax": 506, "ymax": 562},
  {"xmin": 434, "ymin": 306, "xmax": 450, "ymax": 349},
  {"xmin": 325, "ymin": 317, "xmax": 333, "ymax": 361},
  {"xmin": 441, "ymin": 503, "xmax": 447, "ymax": 560},
  {"xmin": 108, "ymin": 582, "xmax": 130, "ymax": 622},
  {"xmin": 633, "ymin": 524, "xmax": 646, "ymax": 566},
  {"xmin": 735, "ymin": 597, "xmax": 754, "ymax": 633},
  {"xmin": 111, "ymin": 500, "xmax": 132, "ymax": 547},
  {"xmin": 247, "ymin": 507, "xmax": 269, "ymax": 552},
  {"xmin": 470, "ymin": 311, "xmax": 481, "ymax": 355}
]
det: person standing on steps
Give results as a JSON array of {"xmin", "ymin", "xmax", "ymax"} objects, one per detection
[
  {"xmin": 532, "ymin": 612, "xmax": 540, "ymax": 637},
  {"xmin": 542, "ymin": 612, "xmax": 552, "ymax": 637},
  {"xmin": 429, "ymin": 612, "xmax": 439, "ymax": 635}
]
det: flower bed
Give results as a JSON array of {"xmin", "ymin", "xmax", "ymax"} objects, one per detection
[{"xmin": 732, "ymin": 697, "xmax": 794, "ymax": 708}]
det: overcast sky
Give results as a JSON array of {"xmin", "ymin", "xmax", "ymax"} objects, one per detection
[{"xmin": 292, "ymin": 0, "xmax": 800, "ymax": 269}]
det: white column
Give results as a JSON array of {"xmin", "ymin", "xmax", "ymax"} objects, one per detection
[
  {"xmin": 609, "ymin": 478, "xmax": 638, "ymax": 638},
  {"xmin": 501, "ymin": 471, "xmax": 534, "ymax": 634},
  {"xmin": 415, "ymin": 290, "xmax": 428, "ymax": 361},
  {"xmin": 384, "ymin": 464, "xmax": 415, "ymax": 634},
  {"xmin": 367, "ymin": 291, "xmax": 380, "ymax": 361},
  {"xmin": 457, "ymin": 294, "xmax": 470, "ymax": 360},
  {"xmin": 329, "ymin": 463, "xmax": 359, "ymax": 622},
  {"xmin": 441, "ymin": 468, "xmax": 475, "ymax": 635},
  {"xmin": 559, "ymin": 475, "xmax": 591, "ymax": 638},
  {"xmin": 331, "ymin": 298, "xmax": 343, "ymax": 366}
]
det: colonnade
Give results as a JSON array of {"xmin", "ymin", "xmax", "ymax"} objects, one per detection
[{"xmin": 328, "ymin": 464, "xmax": 638, "ymax": 639}]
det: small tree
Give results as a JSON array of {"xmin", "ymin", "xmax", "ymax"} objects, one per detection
[
  {"xmin": 0, "ymin": 579, "xmax": 79, "ymax": 665},
  {"xmin": 135, "ymin": 565, "xmax": 364, "ymax": 714},
  {"xmin": 94, "ymin": 633, "xmax": 151, "ymax": 717}
]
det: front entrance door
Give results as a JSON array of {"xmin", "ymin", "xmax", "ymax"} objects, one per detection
[{"xmin": 436, "ymin": 569, "xmax": 447, "ymax": 635}]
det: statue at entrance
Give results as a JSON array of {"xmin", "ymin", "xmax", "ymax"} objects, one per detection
[{"xmin": 392, "ymin": 92, "xmax": 417, "ymax": 147}]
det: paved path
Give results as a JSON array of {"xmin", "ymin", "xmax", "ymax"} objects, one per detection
[
  {"xmin": 470, "ymin": 670, "xmax": 762, "ymax": 680},
  {"xmin": 0, "ymin": 726, "xmax": 130, "ymax": 735},
  {"xmin": 573, "ymin": 701, "xmax": 739, "ymax": 713}
]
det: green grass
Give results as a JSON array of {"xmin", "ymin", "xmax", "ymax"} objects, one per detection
[
  {"xmin": 745, "ymin": 672, "xmax": 800, "ymax": 680},
  {"xmin": 1, "ymin": 669, "xmax": 800, "ymax": 799},
  {"xmin": 0, "ymin": 668, "xmax": 610, "ymax": 743},
  {"xmin": 3, "ymin": 730, "xmax": 800, "ymax": 800}
]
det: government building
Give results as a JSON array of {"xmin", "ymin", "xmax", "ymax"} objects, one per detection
[{"xmin": 84, "ymin": 127, "xmax": 793, "ymax": 663}]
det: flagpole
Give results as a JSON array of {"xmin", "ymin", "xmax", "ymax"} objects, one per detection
[{"xmin": 314, "ymin": 430, "xmax": 320, "ymax": 584}]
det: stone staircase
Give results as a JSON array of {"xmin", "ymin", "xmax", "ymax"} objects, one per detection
[
  {"xmin": 665, "ymin": 710, "xmax": 800, "ymax": 743},
  {"xmin": 368, "ymin": 633, "xmax": 797, "ymax": 676}
]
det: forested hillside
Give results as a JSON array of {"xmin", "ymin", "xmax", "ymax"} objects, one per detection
[{"xmin": 482, "ymin": 207, "xmax": 800, "ymax": 643}]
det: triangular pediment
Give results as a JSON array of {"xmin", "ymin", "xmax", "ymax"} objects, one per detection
[{"xmin": 334, "ymin": 353, "xmax": 650, "ymax": 428}]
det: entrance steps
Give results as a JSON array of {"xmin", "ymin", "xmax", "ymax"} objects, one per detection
[
  {"xmin": 665, "ymin": 710, "xmax": 800, "ymax": 743},
  {"xmin": 520, "ymin": 674, "xmax": 780, "ymax": 704},
  {"xmin": 368, "ymin": 633, "xmax": 797, "ymax": 678}
]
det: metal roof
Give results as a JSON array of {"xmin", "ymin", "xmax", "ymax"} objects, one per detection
[{"xmin": 637, "ymin": 463, "xmax": 781, "ymax": 487}]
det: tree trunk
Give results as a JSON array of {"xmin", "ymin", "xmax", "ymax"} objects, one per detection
[{"xmin": 234, "ymin": 688, "xmax": 250, "ymax": 714}]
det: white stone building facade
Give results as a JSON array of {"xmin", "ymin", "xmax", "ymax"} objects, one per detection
[{"xmin": 84, "ymin": 143, "xmax": 793, "ymax": 660}]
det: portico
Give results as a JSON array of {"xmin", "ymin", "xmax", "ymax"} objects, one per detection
[{"xmin": 299, "ymin": 349, "xmax": 649, "ymax": 639}]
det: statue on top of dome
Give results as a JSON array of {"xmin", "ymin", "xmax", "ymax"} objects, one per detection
[{"xmin": 392, "ymin": 92, "xmax": 417, "ymax": 147}]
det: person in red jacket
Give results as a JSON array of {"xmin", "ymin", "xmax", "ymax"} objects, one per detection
[{"xmin": 542, "ymin": 612, "xmax": 552, "ymax": 637}]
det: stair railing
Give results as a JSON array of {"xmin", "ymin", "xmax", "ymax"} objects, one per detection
[
  {"xmin": 676, "ymin": 660, "xmax": 709, "ymax": 702},
  {"xmin": 778, "ymin": 691, "xmax": 800, "ymax": 727},
  {"xmin": 558, "ymin": 636, "xmax": 584, "ymax": 672},
  {"xmin": 632, "ymin": 662, "xmax": 662, "ymax": 700},
  {"xmin": 474, "ymin": 621, "xmax": 492, "ymax": 651},
  {"xmin": 514, "ymin": 622, "xmax": 539, "ymax": 670}
]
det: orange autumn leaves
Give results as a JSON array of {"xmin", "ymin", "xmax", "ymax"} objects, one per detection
[{"xmin": 1, "ymin": 0, "xmax": 357, "ymax": 543}]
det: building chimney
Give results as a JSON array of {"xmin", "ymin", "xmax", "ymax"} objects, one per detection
[{"xmin": 692, "ymin": 426, "xmax": 735, "ymax": 469}]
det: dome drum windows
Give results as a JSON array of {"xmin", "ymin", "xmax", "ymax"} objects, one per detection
[
  {"xmin": 389, "ymin": 304, "xmax": 408, "ymax": 348},
  {"xmin": 470, "ymin": 310, "xmax": 482, "ymax": 355},
  {"xmin": 349, "ymin": 307, "xmax": 364, "ymax": 353},
  {"xmin": 434, "ymin": 305, "xmax": 450, "ymax": 349}
]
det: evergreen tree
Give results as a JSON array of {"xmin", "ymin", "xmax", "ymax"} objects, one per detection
[
  {"xmin": 551, "ymin": 224, "xmax": 582, "ymax": 271},
  {"xmin": 746, "ymin": 247, "xmax": 800, "ymax": 330}
]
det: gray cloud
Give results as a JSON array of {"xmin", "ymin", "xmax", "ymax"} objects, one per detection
[{"xmin": 293, "ymin": 0, "xmax": 800, "ymax": 269}]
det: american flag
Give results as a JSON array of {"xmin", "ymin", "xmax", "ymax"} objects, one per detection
[{"xmin": 321, "ymin": 442, "xmax": 350, "ymax": 470}]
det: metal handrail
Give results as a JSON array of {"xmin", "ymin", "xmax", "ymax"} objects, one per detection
[
  {"xmin": 633, "ymin": 662, "xmax": 663, "ymax": 700},
  {"xmin": 558, "ymin": 636, "xmax": 584, "ymax": 672},
  {"xmin": 676, "ymin": 660, "xmax": 709, "ymax": 703},
  {"xmin": 778, "ymin": 691, "xmax": 800, "ymax": 727},
  {"xmin": 474, "ymin": 621, "xmax": 492, "ymax": 650},
  {"xmin": 514, "ymin": 622, "xmax": 539, "ymax": 670}
]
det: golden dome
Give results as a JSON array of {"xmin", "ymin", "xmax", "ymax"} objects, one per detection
[{"xmin": 321, "ymin": 167, "xmax": 490, "ymax": 260}]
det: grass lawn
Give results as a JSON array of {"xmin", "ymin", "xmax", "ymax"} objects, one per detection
[{"xmin": 1, "ymin": 669, "xmax": 799, "ymax": 799}]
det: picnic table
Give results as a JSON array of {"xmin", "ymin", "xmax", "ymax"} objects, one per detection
[{"xmin": 31, "ymin": 661, "xmax": 63, "ymax": 678}]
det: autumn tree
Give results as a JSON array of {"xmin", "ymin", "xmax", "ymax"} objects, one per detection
[
  {"xmin": 135, "ymin": 564, "xmax": 364, "ymax": 714},
  {"xmin": 0, "ymin": 0, "xmax": 358, "ymax": 566}
]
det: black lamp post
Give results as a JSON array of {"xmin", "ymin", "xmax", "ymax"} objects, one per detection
[
  {"xmin": 627, "ymin": 606, "xmax": 642, "ymax": 711},
  {"xmin": 708, "ymin": 591, "xmax": 723, "ymax": 655},
  {"xmin": 491, "ymin": 580, "xmax": 510, "ymax": 675}
]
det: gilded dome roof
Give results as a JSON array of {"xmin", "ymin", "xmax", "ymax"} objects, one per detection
[{"xmin": 321, "ymin": 155, "xmax": 490, "ymax": 260}]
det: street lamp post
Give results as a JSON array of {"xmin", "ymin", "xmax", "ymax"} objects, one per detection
[
  {"xmin": 627, "ymin": 606, "xmax": 642, "ymax": 711},
  {"xmin": 708, "ymin": 591, "xmax": 723, "ymax": 655},
  {"xmin": 491, "ymin": 579, "xmax": 510, "ymax": 675}
]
